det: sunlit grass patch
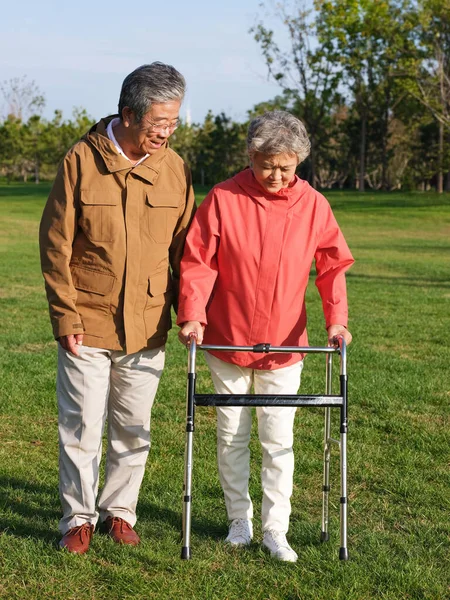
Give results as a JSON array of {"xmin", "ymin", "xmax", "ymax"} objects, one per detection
[{"xmin": 0, "ymin": 185, "xmax": 449, "ymax": 599}]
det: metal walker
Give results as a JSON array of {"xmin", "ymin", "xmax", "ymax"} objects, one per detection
[{"xmin": 181, "ymin": 336, "xmax": 349, "ymax": 561}]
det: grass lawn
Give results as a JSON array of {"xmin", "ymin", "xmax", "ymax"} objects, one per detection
[{"xmin": 0, "ymin": 182, "xmax": 449, "ymax": 600}]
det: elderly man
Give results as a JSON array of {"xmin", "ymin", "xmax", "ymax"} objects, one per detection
[{"xmin": 39, "ymin": 62, "xmax": 195, "ymax": 554}]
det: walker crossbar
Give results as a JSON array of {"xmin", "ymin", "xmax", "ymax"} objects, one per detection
[
  {"xmin": 194, "ymin": 394, "xmax": 344, "ymax": 407},
  {"xmin": 181, "ymin": 336, "xmax": 349, "ymax": 562}
]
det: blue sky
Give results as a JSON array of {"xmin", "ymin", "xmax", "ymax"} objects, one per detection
[{"xmin": 0, "ymin": 0, "xmax": 297, "ymax": 124}]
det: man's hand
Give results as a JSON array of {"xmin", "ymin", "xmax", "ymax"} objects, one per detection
[
  {"xmin": 327, "ymin": 324, "xmax": 352, "ymax": 347},
  {"xmin": 178, "ymin": 321, "xmax": 205, "ymax": 346},
  {"xmin": 58, "ymin": 334, "xmax": 84, "ymax": 356}
]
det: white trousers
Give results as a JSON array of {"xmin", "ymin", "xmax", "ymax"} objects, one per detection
[
  {"xmin": 57, "ymin": 344, "xmax": 164, "ymax": 534},
  {"xmin": 204, "ymin": 353, "xmax": 303, "ymax": 533}
]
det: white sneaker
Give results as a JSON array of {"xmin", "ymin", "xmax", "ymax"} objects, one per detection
[
  {"xmin": 262, "ymin": 530, "xmax": 298, "ymax": 562},
  {"xmin": 225, "ymin": 519, "xmax": 253, "ymax": 546}
]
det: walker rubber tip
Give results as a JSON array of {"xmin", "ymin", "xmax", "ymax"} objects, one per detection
[
  {"xmin": 181, "ymin": 547, "xmax": 191, "ymax": 560},
  {"xmin": 339, "ymin": 547, "xmax": 349, "ymax": 561},
  {"xmin": 320, "ymin": 532, "xmax": 330, "ymax": 542}
]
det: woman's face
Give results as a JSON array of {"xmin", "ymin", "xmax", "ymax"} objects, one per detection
[{"xmin": 250, "ymin": 152, "xmax": 298, "ymax": 193}]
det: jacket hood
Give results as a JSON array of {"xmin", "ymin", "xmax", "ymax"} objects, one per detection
[
  {"xmin": 232, "ymin": 167, "xmax": 310, "ymax": 208},
  {"xmin": 82, "ymin": 115, "xmax": 168, "ymax": 183}
]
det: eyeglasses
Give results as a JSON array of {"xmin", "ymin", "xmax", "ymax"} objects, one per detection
[{"xmin": 140, "ymin": 116, "xmax": 181, "ymax": 133}]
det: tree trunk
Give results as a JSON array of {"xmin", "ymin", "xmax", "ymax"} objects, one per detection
[
  {"xmin": 437, "ymin": 121, "xmax": 443, "ymax": 194},
  {"xmin": 310, "ymin": 136, "xmax": 317, "ymax": 188},
  {"xmin": 437, "ymin": 44, "xmax": 445, "ymax": 194},
  {"xmin": 35, "ymin": 155, "xmax": 40, "ymax": 184},
  {"xmin": 359, "ymin": 111, "xmax": 366, "ymax": 192},
  {"xmin": 381, "ymin": 95, "xmax": 390, "ymax": 190}
]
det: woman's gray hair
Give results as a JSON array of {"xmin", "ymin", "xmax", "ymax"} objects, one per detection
[
  {"xmin": 118, "ymin": 62, "xmax": 186, "ymax": 122},
  {"xmin": 247, "ymin": 111, "xmax": 311, "ymax": 164}
]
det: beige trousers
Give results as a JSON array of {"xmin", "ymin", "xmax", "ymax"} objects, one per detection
[
  {"xmin": 57, "ymin": 344, "xmax": 164, "ymax": 534},
  {"xmin": 204, "ymin": 353, "xmax": 303, "ymax": 533}
]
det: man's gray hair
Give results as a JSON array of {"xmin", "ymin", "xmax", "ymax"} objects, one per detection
[
  {"xmin": 118, "ymin": 62, "xmax": 186, "ymax": 121},
  {"xmin": 247, "ymin": 111, "xmax": 311, "ymax": 164}
]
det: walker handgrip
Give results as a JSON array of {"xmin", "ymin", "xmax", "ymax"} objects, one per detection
[
  {"xmin": 252, "ymin": 343, "xmax": 271, "ymax": 353},
  {"xmin": 333, "ymin": 335, "xmax": 347, "ymax": 377},
  {"xmin": 188, "ymin": 332, "xmax": 197, "ymax": 349}
]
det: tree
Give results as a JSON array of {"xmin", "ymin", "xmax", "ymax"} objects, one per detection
[
  {"xmin": 0, "ymin": 76, "xmax": 45, "ymax": 121},
  {"xmin": 399, "ymin": 0, "xmax": 450, "ymax": 192},
  {"xmin": 182, "ymin": 111, "xmax": 247, "ymax": 186},
  {"xmin": 0, "ymin": 115, "xmax": 28, "ymax": 181},
  {"xmin": 24, "ymin": 115, "xmax": 46, "ymax": 183},
  {"xmin": 251, "ymin": 1, "xmax": 342, "ymax": 186},
  {"xmin": 169, "ymin": 120, "xmax": 199, "ymax": 175},
  {"xmin": 0, "ymin": 106, "xmax": 94, "ymax": 183},
  {"xmin": 315, "ymin": 0, "xmax": 416, "ymax": 191}
]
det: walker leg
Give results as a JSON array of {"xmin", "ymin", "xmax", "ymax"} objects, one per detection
[
  {"xmin": 181, "ymin": 342, "xmax": 197, "ymax": 559},
  {"xmin": 339, "ymin": 371, "xmax": 349, "ymax": 560},
  {"xmin": 181, "ymin": 428, "xmax": 194, "ymax": 559},
  {"xmin": 321, "ymin": 354, "xmax": 333, "ymax": 542}
]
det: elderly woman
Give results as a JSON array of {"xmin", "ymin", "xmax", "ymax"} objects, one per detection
[{"xmin": 177, "ymin": 111, "xmax": 354, "ymax": 562}]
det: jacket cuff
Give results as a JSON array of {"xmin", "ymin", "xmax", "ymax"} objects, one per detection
[
  {"xmin": 325, "ymin": 313, "xmax": 348, "ymax": 330},
  {"xmin": 176, "ymin": 309, "xmax": 207, "ymax": 327},
  {"xmin": 52, "ymin": 316, "xmax": 84, "ymax": 339}
]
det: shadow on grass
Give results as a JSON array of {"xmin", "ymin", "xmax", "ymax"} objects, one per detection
[
  {"xmin": 0, "ymin": 183, "xmax": 52, "ymax": 198},
  {"xmin": 326, "ymin": 190, "xmax": 450, "ymax": 211},
  {"xmin": 0, "ymin": 476, "xmax": 61, "ymax": 544},
  {"xmin": 0, "ymin": 475, "xmax": 225, "ymax": 548},
  {"xmin": 347, "ymin": 272, "xmax": 450, "ymax": 288},
  {"xmin": 139, "ymin": 497, "xmax": 327, "ymax": 548},
  {"xmin": 352, "ymin": 244, "xmax": 450, "ymax": 252},
  {"xmin": 0, "ymin": 470, "xmax": 324, "ymax": 547},
  {"xmin": 138, "ymin": 498, "xmax": 226, "ymax": 541}
]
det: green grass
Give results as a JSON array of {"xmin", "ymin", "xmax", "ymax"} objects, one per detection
[{"xmin": 0, "ymin": 182, "xmax": 449, "ymax": 599}]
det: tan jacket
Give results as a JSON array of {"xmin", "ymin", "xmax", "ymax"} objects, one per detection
[{"xmin": 39, "ymin": 116, "xmax": 196, "ymax": 354}]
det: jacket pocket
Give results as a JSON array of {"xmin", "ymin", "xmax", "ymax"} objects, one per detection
[
  {"xmin": 146, "ymin": 270, "xmax": 172, "ymax": 308},
  {"xmin": 145, "ymin": 192, "xmax": 180, "ymax": 244},
  {"xmin": 144, "ymin": 271, "xmax": 173, "ymax": 338},
  {"xmin": 79, "ymin": 190, "xmax": 121, "ymax": 242},
  {"xmin": 71, "ymin": 266, "xmax": 115, "ymax": 316},
  {"xmin": 71, "ymin": 266, "xmax": 115, "ymax": 295}
]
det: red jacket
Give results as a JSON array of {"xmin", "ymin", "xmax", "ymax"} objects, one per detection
[{"xmin": 177, "ymin": 168, "xmax": 354, "ymax": 369}]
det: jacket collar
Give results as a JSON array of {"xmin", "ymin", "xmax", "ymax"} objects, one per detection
[
  {"xmin": 84, "ymin": 115, "xmax": 169, "ymax": 184},
  {"xmin": 232, "ymin": 167, "xmax": 310, "ymax": 208}
]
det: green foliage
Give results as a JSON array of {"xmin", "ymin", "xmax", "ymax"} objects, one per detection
[
  {"xmin": 400, "ymin": 0, "xmax": 450, "ymax": 128},
  {"xmin": 247, "ymin": 0, "xmax": 449, "ymax": 192},
  {"xmin": 0, "ymin": 108, "xmax": 94, "ymax": 183},
  {"xmin": 172, "ymin": 111, "xmax": 248, "ymax": 186},
  {"xmin": 251, "ymin": 1, "xmax": 343, "ymax": 186},
  {"xmin": 314, "ymin": 0, "xmax": 417, "ymax": 190}
]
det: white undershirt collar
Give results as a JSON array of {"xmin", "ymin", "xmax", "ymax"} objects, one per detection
[{"xmin": 106, "ymin": 117, "xmax": 149, "ymax": 166}]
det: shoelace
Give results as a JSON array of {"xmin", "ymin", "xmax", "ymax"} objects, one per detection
[
  {"xmin": 67, "ymin": 523, "xmax": 92, "ymax": 540},
  {"xmin": 266, "ymin": 530, "xmax": 287, "ymax": 549},
  {"xmin": 230, "ymin": 519, "xmax": 249, "ymax": 538},
  {"xmin": 108, "ymin": 517, "xmax": 131, "ymax": 533}
]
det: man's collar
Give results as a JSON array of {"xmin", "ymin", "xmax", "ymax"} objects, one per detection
[{"xmin": 84, "ymin": 115, "xmax": 169, "ymax": 183}]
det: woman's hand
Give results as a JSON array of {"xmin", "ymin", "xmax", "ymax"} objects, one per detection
[
  {"xmin": 327, "ymin": 324, "xmax": 352, "ymax": 347},
  {"xmin": 178, "ymin": 321, "xmax": 205, "ymax": 346}
]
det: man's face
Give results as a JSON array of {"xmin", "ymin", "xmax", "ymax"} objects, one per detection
[
  {"xmin": 124, "ymin": 100, "xmax": 181, "ymax": 157},
  {"xmin": 250, "ymin": 151, "xmax": 299, "ymax": 193}
]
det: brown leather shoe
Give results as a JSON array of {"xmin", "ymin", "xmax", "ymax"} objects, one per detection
[
  {"xmin": 59, "ymin": 523, "xmax": 94, "ymax": 554},
  {"xmin": 104, "ymin": 517, "xmax": 140, "ymax": 546}
]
